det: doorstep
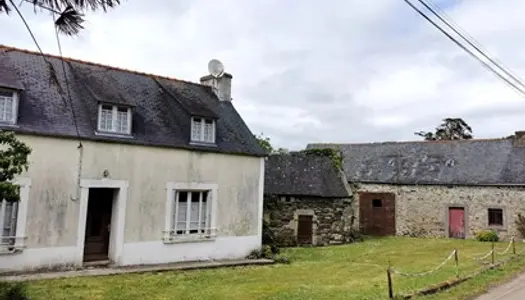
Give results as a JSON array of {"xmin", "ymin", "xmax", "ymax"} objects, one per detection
[{"xmin": 0, "ymin": 259, "xmax": 275, "ymax": 282}]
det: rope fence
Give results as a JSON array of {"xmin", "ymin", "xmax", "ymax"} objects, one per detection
[
  {"xmin": 390, "ymin": 249, "xmax": 457, "ymax": 277},
  {"xmin": 386, "ymin": 237, "xmax": 520, "ymax": 299}
]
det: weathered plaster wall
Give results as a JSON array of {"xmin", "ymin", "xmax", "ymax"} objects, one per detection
[
  {"xmin": 14, "ymin": 134, "xmax": 262, "ymax": 248},
  {"xmin": 356, "ymin": 183, "xmax": 525, "ymax": 240},
  {"xmin": 265, "ymin": 195, "xmax": 354, "ymax": 246}
]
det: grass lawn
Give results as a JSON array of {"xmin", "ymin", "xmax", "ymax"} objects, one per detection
[{"xmin": 22, "ymin": 237, "xmax": 525, "ymax": 300}]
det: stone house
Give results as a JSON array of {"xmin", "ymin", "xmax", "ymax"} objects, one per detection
[
  {"xmin": 264, "ymin": 153, "xmax": 353, "ymax": 246},
  {"xmin": 308, "ymin": 135, "xmax": 525, "ymax": 241},
  {"xmin": 0, "ymin": 45, "xmax": 266, "ymax": 273}
]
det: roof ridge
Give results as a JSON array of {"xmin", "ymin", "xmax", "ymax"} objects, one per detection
[
  {"xmin": 309, "ymin": 137, "xmax": 510, "ymax": 147},
  {"xmin": 0, "ymin": 44, "xmax": 207, "ymax": 88}
]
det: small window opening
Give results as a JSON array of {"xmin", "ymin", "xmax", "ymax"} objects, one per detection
[
  {"xmin": 372, "ymin": 199, "xmax": 382, "ymax": 208},
  {"xmin": 488, "ymin": 208, "xmax": 503, "ymax": 226}
]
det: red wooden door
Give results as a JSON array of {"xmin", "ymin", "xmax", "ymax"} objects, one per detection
[
  {"xmin": 359, "ymin": 192, "xmax": 396, "ymax": 236},
  {"xmin": 448, "ymin": 207, "xmax": 465, "ymax": 239}
]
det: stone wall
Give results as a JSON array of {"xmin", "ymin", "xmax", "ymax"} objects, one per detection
[
  {"xmin": 264, "ymin": 195, "xmax": 355, "ymax": 246},
  {"xmin": 356, "ymin": 183, "xmax": 525, "ymax": 240}
]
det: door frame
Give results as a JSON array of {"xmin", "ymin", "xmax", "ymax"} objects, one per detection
[
  {"xmin": 76, "ymin": 179, "xmax": 128, "ymax": 265},
  {"xmin": 297, "ymin": 215, "xmax": 314, "ymax": 245},
  {"xmin": 445, "ymin": 204, "xmax": 468, "ymax": 239},
  {"xmin": 293, "ymin": 209, "xmax": 317, "ymax": 245}
]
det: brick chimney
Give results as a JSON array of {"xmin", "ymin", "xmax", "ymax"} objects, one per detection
[{"xmin": 200, "ymin": 73, "xmax": 232, "ymax": 102}]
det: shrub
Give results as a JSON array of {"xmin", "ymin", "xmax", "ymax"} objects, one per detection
[
  {"xmin": 262, "ymin": 219, "xmax": 280, "ymax": 254},
  {"xmin": 273, "ymin": 254, "xmax": 291, "ymax": 264},
  {"xmin": 247, "ymin": 245, "xmax": 273, "ymax": 259},
  {"xmin": 246, "ymin": 245, "xmax": 290, "ymax": 264},
  {"xmin": 476, "ymin": 230, "xmax": 499, "ymax": 242},
  {"xmin": 0, "ymin": 282, "xmax": 30, "ymax": 300},
  {"xmin": 515, "ymin": 213, "xmax": 525, "ymax": 239},
  {"xmin": 343, "ymin": 228, "xmax": 363, "ymax": 243}
]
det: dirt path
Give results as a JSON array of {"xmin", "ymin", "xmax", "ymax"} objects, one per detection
[{"xmin": 475, "ymin": 272, "xmax": 525, "ymax": 300}]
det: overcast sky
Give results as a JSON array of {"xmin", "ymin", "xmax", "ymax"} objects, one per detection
[{"xmin": 2, "ymin": 0, "xmax": 525, "ymax": 150}]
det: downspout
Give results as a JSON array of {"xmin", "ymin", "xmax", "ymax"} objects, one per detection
[{"xmin": 71, "ymin": 141, "xmax": 83, "ymax": 201}]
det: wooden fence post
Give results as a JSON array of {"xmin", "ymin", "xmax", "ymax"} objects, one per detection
[
  {"xmin": 513, "ymin": 237, "xmax": 516, "ymax": 255},
  {"xmin": 491, "ymin": 241, "xmax": 495, "ymax": 265},
  {"xmin": 387, "ymin": 267, "xmax": 393, "ymax": 300},
  {"xmin": 454, "ymin": 249, "xmax": 459, "ymax": 278}
]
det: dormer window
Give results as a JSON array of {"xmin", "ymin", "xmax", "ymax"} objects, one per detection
[
  {"xmin": 191, "ymin": 117, "xmax": 215, "ymax": 143},
  {"xmin": 97, "ymin": 104, "xmax": 132, "ymax": 135},
  {"xmin": 0, "ymin": 89, "xmax": 18, "ymax": 124}
]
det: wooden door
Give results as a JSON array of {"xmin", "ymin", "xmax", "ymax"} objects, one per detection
[
  {"xmin": 297, "ymin": 215, "xmax": 313, "ymax": 244},
  {"xmin": 84, "ymin": 189, "xmax": 114, "ymax": 262},
  {"xmin": 359, "ymin": 192, "xmax": 396, "ymax": 236},
  {"xmin": 448, "ymin": 207, "xmax": 465, "ymax": 239}
]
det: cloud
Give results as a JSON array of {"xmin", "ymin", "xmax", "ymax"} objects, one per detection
[{"xmin": 2, "ymin": 0, "xmax": 525, "ymax": 150}]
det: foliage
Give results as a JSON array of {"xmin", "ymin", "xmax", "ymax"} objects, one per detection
[
  {"xmin": 515, "ymin": 213, "xmax": 525, "ymax": 239},
  {"xmin": 300, "ymin": 148, "xmax": 343, "ymax": 171},
  {"xmin": 254, "ymin": 133, "xmax": 273, "ymax": 154},
  {"xmin": 475, "ymin": 230, "xmax": 499, "ymax": 242},
  {"xmin": 0, "ymin": 131, "xmax": 31, "ymax": 203},
  {"xmin": 246, "ymin": 243, "xmax": 289, "ymax": 263},
  {"xmin": 342, "ymin": 227, "xmax": 363, "ymax": 243},
  {"xmin": 254, "ymin": 133, "xmax": 289, "ymax": 155},
  {"xmin": 273, "ymin": 254, "xmax": 291, "ymax": 264},
  {"xmin": 415, "ymin": 117, "xmax": 473, "ymax": 141},
  {"xmin": 262, "ymin": 219, "xmax": 280, "ymax": 255},
  {"xmin": 0, "ymin": 0, "xmax": 122, "ymax": 36},
  {"xmin": 0, "ymin": 282, "xmax": 30, "ymax": 300}
]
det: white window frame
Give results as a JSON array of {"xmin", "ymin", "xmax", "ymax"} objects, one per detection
[
  {"xmin": 163, "ymin": 182, "xmax": 218, "ymax": 243},
  {"xmin": 0, "ymin": 89, "xmax": 19, "ymax": 125},
  {"xmin": 97, "ymin": 104, "xmax": 132, "ymax": 135},
  {"xmin": 190, "ymin": 117, "xmax": 216, "ymax": 144},
  {"xmin": 0, "ymin": 177, "xmax": 30, "ymax": 254}
]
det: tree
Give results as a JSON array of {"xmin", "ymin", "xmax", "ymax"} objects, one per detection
[
  {"xmin": 415, "ymin": 118, "xmax": 473, "ymax": 141},
  {"xmin": 1, "ymin": 0, "xmax": 122, "ymax": 36},
  {"xmin": 254, "ymin": 133, "xmax": 289, "ymax": 155},
  {"xmin": 0, "ymin": 131, "xmax": 31, "ymax": 203},
  {"xmin": 255, "ymin": 133, "xmax": 273, "ymax": 154}
]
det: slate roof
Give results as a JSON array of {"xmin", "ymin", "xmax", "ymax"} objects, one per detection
[
  {"xmin": 0, "ymin": 45, "xmax": 265, "ymax": 157},
  {"xmin": 307, "ymin": 138, "xmax": 525, "ymax": 186},
  {"xmin": 264, "ymin": 153, "xmax": 350, "ymax": 198}
]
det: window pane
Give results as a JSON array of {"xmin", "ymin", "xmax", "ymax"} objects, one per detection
[
  {"xmin": 100, "ymin": 107, "xmax": 113, "ymax": 131},
  {"xmin": 189, "ymin": 192, "xmax": 200, "ymax": 232},
  {"xmin": 116, "ymin": 108, "xmax": 128, "ymax": 133},
  {"xmin": 0, "ymin": 96, "xmax": 13, "ymax": 122},
  {"xmin": 201, "ymin": 191, "xmax": 208, "ymax": 230},
  {"xmin": 176, "ymin": 202, "xmax": 187, "ymax": 232},
  {"xmin": 191, "ymin": 119, "xmax": 202, "ymax": 141},
  {"xmin": 203, "ymin": 120, "xmax": 214, "ymax": 143},
  {"xmin": 2, "ymin": 201, "xmax": 18, "ymax": 243},
  {"xmin": 175, "ymin": 191, "xmax": 188, "ymax": 233}
]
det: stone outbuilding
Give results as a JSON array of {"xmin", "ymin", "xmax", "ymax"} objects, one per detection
[
  {"xmin": 264, "ymin": 153, "xmax": 353, "ymax": 246},
  {"xmin": 308, "ymin": 134, "xmax": 525, "ymax": 241}
]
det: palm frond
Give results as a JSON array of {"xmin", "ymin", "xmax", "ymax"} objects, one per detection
[
  {"xmin": 38, "ymin": 0, "xmax": 120, "ymax": 12},
  {"xmin": 0, "ymin": 0, "xmax": 10, "ymax": 13},
  {"xmin": 54, "ymin": 5, "xmax": 85, "ymax": 36}
]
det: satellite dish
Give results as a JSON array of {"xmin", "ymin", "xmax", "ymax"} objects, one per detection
[{"xmin": 208, "ymin": 59, "xmax": 225, "ymax": 78}]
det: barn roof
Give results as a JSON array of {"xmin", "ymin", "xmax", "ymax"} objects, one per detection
[
  {"xmin": 307, "ymin": 137, "xmax": 525, "ymax": 186},
  {"xmin": 264, "ymin": 153, "xmax": 350, "ymax": 198},
  {"xmin": 0, "ymin": 45, "xmax": 265, "ymax": 157}
]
